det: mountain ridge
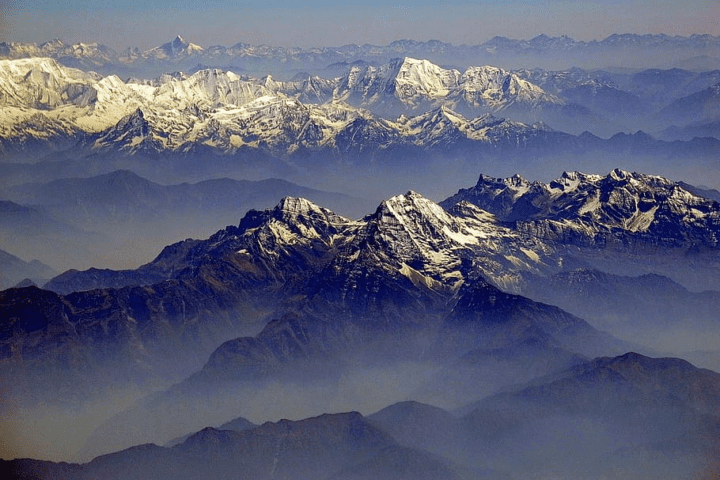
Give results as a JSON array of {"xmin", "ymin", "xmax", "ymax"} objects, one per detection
[{"xmin": 3, "ymin": 33, "xmax": 719, "ymax": 75}]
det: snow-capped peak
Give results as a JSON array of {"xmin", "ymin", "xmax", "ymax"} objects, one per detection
[
  {"xmin": 143, "ymin": 36, "xmax": 205, "ymax": 60},
  {"xmin": 394, "ymin": 57, "xmax": 461, "ymax": 102},
  {"xmin": 275, "ymin": 196, "xmax": 348, "ymax": 224},
  {"xmin": 444, "ymin": 170, "xmax": 720, "ymax": 247},
  {"xmin": 242, "ymin": 197, "xmax": 353, "ymax": 245}
]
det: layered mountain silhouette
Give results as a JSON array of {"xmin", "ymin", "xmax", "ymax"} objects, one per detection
[
  {"xmin": 1, "ymin": 412, "xmax": 467, "ymax": 480},
  {"xmin": 3, "ymin": 353, "xmax": 719, "ymax": 480},
  {"xmin": 5, "ymin": 168, "xmax": 718, "ymax": 410},
  {"xmin": 1, "ymin": 170, "xmax": 370, "ymax": 273},
  {"xmin": 456, "ymin": 352, "xmax": 720, "ymax": 479},
  {"xmin": 2, "ymin": 33, "xmax": 719, "ymax": 77},
  {"xmin": 0, "ymin": 189, "xmax": 630, "ymax": 456},
  {"xmin": 1, "ymin": 170, "xmax": 719, "ymax": 468}
]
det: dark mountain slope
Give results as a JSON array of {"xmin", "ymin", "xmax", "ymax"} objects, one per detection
[
  {"xmin": 456, "ymin": 352, "xmax": 720, "ymax": 479},
  {"xmin": 1, "ymin": 412, "xmax": 473, "ymax": 480}
]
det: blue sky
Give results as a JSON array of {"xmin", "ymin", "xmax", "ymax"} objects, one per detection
[{"xmin": 1, "ymin": 0, "xmax": 718, "ymax": 50}]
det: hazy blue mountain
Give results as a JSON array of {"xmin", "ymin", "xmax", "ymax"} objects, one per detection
[
  {"xmin": 3, "ymin": 33, "xmax": 719, "ymax": 78},
  {"xmin": 163, "ymin": 415, "xmax": 256, "ymax": 448},
  {"xmin": 625, "ymin": 68, "xmax": 720, "ymax": 109},
  {"xmin": 0, "ymin": 200, "xmax": 104, "ymax": 273},
  {"xmin": 2, "ymin": 412, "xmax": 472, "ymax": 480},
  {"xmin": 455, "ymin": 352, "xmax": 720, "ymax": 479},
  {"xmin": 520, "ymin": 268, "xmax": 720, "ymax": 368},
  {"xmin": 656, "ymin": 83, "xmax": 720, "ymax": 128},
  {"xmin": 7, "ymin": 353, "xmax": 716, "ymax": 480},
  {"xmin": 2, "ymin": 170, "xmax": 372, "ymax": 274},
  {"xmin": 0, "ymin": 248, "xmax": 55, "ymax": 290},
  {"xmin": 660, "ymin": 119, "xmax": 720, "ymax": 140}
]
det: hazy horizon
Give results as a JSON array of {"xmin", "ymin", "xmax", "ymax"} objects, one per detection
[{"xmin": 1, "ymin": 0, "xmax": 718, "ymax": 51}]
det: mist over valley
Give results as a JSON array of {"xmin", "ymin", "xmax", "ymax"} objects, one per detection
[{"xmin": 2, "ymin": 30, "xmax": 720, "ymax": 479}]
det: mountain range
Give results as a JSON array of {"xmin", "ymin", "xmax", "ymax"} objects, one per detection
[
  {"xmin": 2, "ymin": 33, "xmax": 720, "ymax": 77},
  {"xmin": 0, "ymin": 248, "xmax": 56, "ymax": 290},
  {"xmin": 0, "ymin": 170, "xmax": 371, "ymax": 273},
  {"xmin": 3, "ymin": 55, "xmax": 720, "ymax": 202},
  {"xmin": 3, "ymin": 352, "xmax": 719, "ymax": 479},
  {"xmin": 3, "ymin": 31, "xmax": 720, "ymax": 479},
  {"xmin": 2, "ymin": 168, "xmax": 720, "ymax": 463}
]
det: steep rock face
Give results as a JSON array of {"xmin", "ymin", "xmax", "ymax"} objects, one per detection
[
  {"xmin": 338, "ymin": 192, "xmax": 559, "ymax": 293},
  {"xmin": 443, "ymin": 278, "xmax": 616, "ymax": 358},
  {"xmin": 4, "ymin": 56, "xmax": 720, "ymax": 168},
  {"xmin": 0, "ymin": 58, "xmax": 99, "ymax": 110},
  {"xmin": 0, "ymin": 57, "xmax": 565, "ymax": 159},
  {"xmin": 1, "ymin": 193, "xmax": 605, "ymax": 401},
  {"xmin": 442, "ymin": 169, "xmax": 720, "ymax": 249},
  {"xmin": 0, "ymin": 198, "xmax": 357, "ymax": 404},
  {"xmin": 194, "ymin": 270, "xmax": 620, "ymax": 386},
  {"xmin": 0, "ymin": 278, "xmax": 263, "ymax": 404},
  {"xmin": 333, "ymin": 57, "xmax": 560, "ymax": 117}
]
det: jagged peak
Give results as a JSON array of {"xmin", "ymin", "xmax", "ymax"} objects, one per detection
[
  {"xmin": 463, "ymin": 64, "xmax": 509, "ymax": 75},
  {"xmin": 276, "ymin": 196, "xmax": 328, "ymax": 216},
  {"xmin": 609, "ymin": 167, "xmax": 630, "ymax": 181},
  {"xmin": 398, "ymin": 56, "xmax": 440, "ymax": 68},
  {"xmin": 475, "ymin": 173, "xmax": 500, "ymax": 186},
  {"xmin": 40, "ymin": 38, "xmax": 65, "ymax": 49},
  {"xmin": 144, "ymin": 35, "xmax": 204, "ymax": 58},
  {"xmin": 475, "ymin": 173, "xmax": 531, "ymax": 190},
  {"xmin": 509, "ymin": 173, "xmax": 529, "ymax": 184},
  {"xmin": 375, "ymin": 190, "xmax": 457, "ymax": 228},
  {"xmin": 98, "ymin": 108, "xmax": 150, "ymax": 140},
  {"xmin": 382, "ymin": 190, "xmax": 433, "ymax": 208},
  {"xmin": 235, "ymin": 196, "xmax": 351, "ymax": 238},
  {"xmin": 428, "ymin": 104, "xmax": 465, "ymax": 121},
  {"xmin": 115, "ymin": 107, "xmax": 147, "ymax": 126},
  {"xmin": 402, "ymin": 105, "xmax": 467, "ymax": 129},
  {"xmin": 549, "ymin": 171, "xmax": 602, "ymax": 191},
  {"xmin": 468, "ymin": 112, "xmax": 505, "ymax": 127}
]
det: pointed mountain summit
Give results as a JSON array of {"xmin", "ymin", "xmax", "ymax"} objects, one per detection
[
  {"xmin": 143, "ymin": 35, "xmax": 204, "ymax": 60},
  {"xmin": 89, "ymin": 108, "xmax": 160, "ymax": 153}
]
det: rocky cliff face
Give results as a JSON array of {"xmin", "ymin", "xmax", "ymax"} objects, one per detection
[{"xmin": 442, "ymin": 168, "xmax": 720, "ymax": 249}]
